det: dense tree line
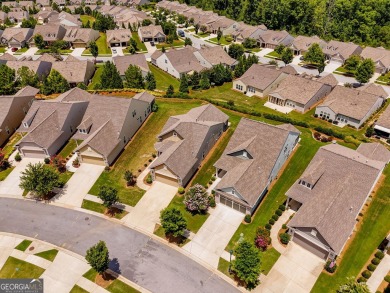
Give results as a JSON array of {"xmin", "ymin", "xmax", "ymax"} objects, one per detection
[{"xmin": 178, "ymin": 0, "xmax": 390, "ymax": 48}]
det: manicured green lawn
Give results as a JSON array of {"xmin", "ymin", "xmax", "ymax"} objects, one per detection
[
  {"xmin": 196, "ymin": 32, "xmax": 210, "ymax": 38},
  {"xmin": 187, "ymin": 28, "xmax": 195, "ymax": 32},
  {"xmin": 106, "ymin": 279, "xmax": 140, "ymax": 293},
  {"xmin": 131, "ymin": 32, "xmax": 147, "ymax": 52},
  {"xmin": 35, "ymin": 249, "xmax": 58, "ymax": 262},
  {"xmin": 59, "ymin": 139, "xmax": 81, "ymax": 158},
  {"xmin": 245, "ymin": 47, "xmax": 261, "ymax": 53},
  {"xmin": 2, "ymin": 132, "xmax": 23, "ymax": 158},
  {"xmin": 261, "ymin": 247, "xmax": 281, "ymax": 275},
  {"xmin": 0, "ymin": 47, "xmax": 6, "ymax": 53},
  {"xmin": 208, "ymin": 36, "xmax": 232, "ymax": 45},
  {"xmin": 334, "ymin": 66, "xmax": 355, "ymax": 76},
  {"xmin": 312, "ymin": 164, "xmax": 390, "ymax": 292},
  {"xmin": 148, "ymin": 63, "xmax": 180, "ymax": 91},
  {"xmin": 88, "ymin": 66, "xmax": 103, "ymax": 90},
  {"xmin": 36, "ymin": 49, "xmax": 73, "ymax": 55},
  {"xmin": 59, "ymin": 170, "xmax": 74, "ymax": 185},
  {"xmin": 156, "ymin": 39, "xmax": 185, "ymax": 49},
  {"xmin": 377, "ymin": 73, "xmax": 390, "ymax": 85},
  {"xmin": 81, "ymin": 200, "xmax": 128, "ymax": 220},
  {"xmin": 83, "ymin": 33, "xmax": 111, "ymax": 56},
  {"xmin": 0, "ymin": 257, "xmax": 45, "ymax": 278},
  {"xmin": 80, "ymin": 15, "xmax": 95, "ymax": 26},
  {"xmin": 0, "ymin": 167, "xmax": 14, "ymax": 181},
  {"xmin": 70, "ymin": 285, "xmax": 89, "ymax": 293},
  {"xmin": 264, "ymin": 50, "xmax": 280, "ymax": 59},
  {"xmin": 89, "ymin": 100, "xmax": 203, "ymax": 206},
  {"xmin": 15, "ymin": 239, "xmax": 32, "ymax": 251},
  {"xmin": 14, "ymin": 47, "xmax": 28, "ymax": 55},
  {"xmin": 83, "ymin": 268, "xmax": 97, "ymax": 281},
  {"xmin": 226, "ymin": 128, "xmax": 325, "ymax": 251},
  {"xmin": 218, "ymin": 257, "xmax": 233, "ymax": 279}
]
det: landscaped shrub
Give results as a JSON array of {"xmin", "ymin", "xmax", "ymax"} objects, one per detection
[
  {"xmin": 279, "ymin": 233, "xmax": 290, "ymax": 245},
  {"xmin": 371, "ymin": 258, "xmax": 381, "ymax": 265},
  {"xmin": 211, "ymin": 176, "xmax": 216, "ymax": 181},
  {"xmin": 321, "ymin": 136, "xmax": 329, "ymax": 143},
  {"xmin": 314, "ymin": 126, "xmax": 344, "ymax": 139},
  {"xmin": 146, "ymin": 174, "xmax": 152, "ymax": 184},
  {"xmin": 209, "ymin": 197, "xmax": 216, "ymax": 207},
  {"xmin": 152, "ymin": 153, "xmax": 156, "ymax": 158},
  {"xmin": 272, "ymin": 214, "xmax": 279, "ymax": 221},
  {"xmin": 244, "ymin": 214, "xmax": 251, "ymax": 223},
  {"xmin": 144, "ymin": 163, "xmax": 147, "ymax": 167},
  {"xmin": 384, "ymin": 275, "xmax": 390, "ymax": 283},
  {"xmin": 367, "ymin": 264, "xmax": 377, "ymax": 271},
  {"xmin": 148, "ymin": 159, "xmax": 152, "ymax": 162},
  {"xmin": 104, "ymin": 166, "xmax": 110, "ymax": 172},
  {"xmin": 314, "ymin": 114, "xmax": 318, "ymax": 118},
  {"xmin": 14, "ymin": 153, "xmax": 22, "ymax": 162},
  {"xmin": 43, "ymin": 157, "xmax": 50, "ymax": 164},
  {"xmin": 362, "ymin": 270, "xmax": 372, "ymax": 279},
  {"xmin": 265, "ymin": 224, "xmax": 271, "ymax": 230},
  {"xmin": 279, "ymin": 204, "xmax": 286, "ymax": 211},
  {"xmin": 328, "ymin": 119, "xmax": 333, "ymax": 123},
  {"xmin": 183, "ymin": 184, "xmax": 209, "ymax": 213},
  {"xmin": 375, "ymin": 251, "xmax": 385, "ymax": 259},
  {"xmin": 282, "ymin": 224, "xmax": 287, "ymax": 229},
  {"xmin": 211, "ymin": 190, "xmax": 215, "ymax": 195},
  {"xmin": 324, "ymin": 260, "xmax": 337, "ymax": 273},
  {"xmin": 208, "ymin": 180, "xmax": 212, "ymax": 185},
  {"xmin": 178, "ymin": 187, "xmax": 185, "ymax": 194},
  {"xmin": 269, "ymin": 219, "xmax": 275, "ymax": 225},
  {"xmin": 275, "ymin": 209, "xmax": 283, "ymax": 216},
  {"xmin": 255, "ymin": 235, "xmax": 269, "ymax": 251},
  {"xmin": 256, "ymin": 227, "xmax": 271, "ymax": 237},
  {"xmin": 357, "ymin": 277, "xmax": 367, "ymax": 283},
  {"xmin": 314, "ymin": 132, "xmax": 321, "ymax": 139}
]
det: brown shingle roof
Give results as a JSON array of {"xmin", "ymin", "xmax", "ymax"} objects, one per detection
[
  {"xmin": 164, "ymin": 46, "xmax": 205, "ymax": 73},
  {"xmin": 238, "ymin": 64, "xmax": 286, "ymax": 90},
  {"xmin": 357, "ymin": 142, "xmax": 390, "ymax": 163},
  {"xmin": 287, "ymin": 143, "xmax": 387, "ymax": 254},
  {"xmin": 317, "ymin": 74, "xmax": 339, "ymax": 88},
  {"xmin": 292, "ymin": 35, "xmax": 326, "ymax": 52},
  {"xmin": 51, "ymin": 59, "xmax": 95, "ymax": 84},
  {"xmin": 358, "ymin": 83, "xmax": 388, "ymax": 99},
  {"xmin": 375, "ymin": 104, "xmax": 390, "ymax": 130},
  {"xmin": 112, "ymin": 55, "xmax": 149, "ymax": 75},
  {"xmin": 196, "ymin": 46, "xmax": 236, "ymax": 66},
  {"xmin": 106, "ymin": 29, "xmax": 131, "ymax": 43},
  {"xmin": 323, "ymin": 40, "xmax": 361, "ymax": 60},
  {"xmin": 361, "ymin": 46, "xmax": 390, "ymax": 68},
  {"xmin": 138, "ymin": 25, "xmax": 165, "ymax": 38}
]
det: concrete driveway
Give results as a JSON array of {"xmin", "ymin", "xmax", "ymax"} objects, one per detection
[
  {"xmin": 22, "ymin": 47, "xmax": 39, "ymax": 56},
  {"xmin": 55, "ymin": 163, "xmax": 104, "ymax": 207},
  {"xmin": 183, "ymin": 205, "xmax": 243, "ymax": 268},
  {"xmin": 124, "ymin": 181, "xmax": 177, "ymax": 233},
  {"xmin": 0, "ymin": 158, "xmax": 42, "ymax": 197},
  {"xmin": 70, "ymin": 48, "xmax": 85, "ymax": 57},
  {"xmin": 259, "ymin": 242, "xmax": 324, "ymax": 293}
]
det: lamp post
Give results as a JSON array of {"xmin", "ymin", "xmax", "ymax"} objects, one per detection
[{"xmin": 228, "ymin": 249, "xmax": 233, "ymax": 273}]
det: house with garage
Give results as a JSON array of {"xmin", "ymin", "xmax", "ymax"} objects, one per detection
[
  {"xmin": 322, "ymin": 40, "xmax": 362, "ymax": 64},
  {"xmin": 213, "ymin": 118, "xmax": 300, "ymax": 214},
  {"xmin": 357, "ymin": 83, "xmax": 388, "ymax": 99},
  {"xmin": 63, "ymin": 28, "xmax": 99, "ymax": 48},
  {"xmin": 8, "ymin": 10, "xmax": 29, "ymax": 23},
  {"xmin": 286, "ymin": 143, "xmax": 389, "ymax": 260},
  {"xmin": 316, "ymin": 73, "xmax": 339, "ymax": 89},
  {"xmin": 290, "ymin": 35, "xmax": 326, "ymax": 56},
  {"xmin": 138, "ymin": 25, "xmax": 166, "ymax": 43},
  {"xmin": 51, "ymin": 56, "xmax": 95, "ymax": 86},
  {"xmin": 113, "ymin": 54, "xmax": 150, "ymax": 78},
  {"xmin": 29, "ymin": 24, "xmax": 67, "ymax": 46},
  {"xmin": 36, "ymin": 0, "xmax": 50, "ymax": 7},
  {"xmin": 232, "ymin": 64, "xmax": 288, "ymax": 97},
  {"xmin": 257, "ymin": 30, "xmax": 294, "ymax": 49},
  {"xmin": 207, "ymin": 16, "xmax": 239, "ymax": 35},
  {"xmin": 193, "ymin": 46, "xmax": 237, "ymax": 69},
  {"xmin": 151, "ymin": 46, "xmax": 205, "ymax": 79},
  {"xmin": 106, "ymin": 29, "xmax": 131, "ymax": 47},
  {"xmin": 149, "ymin": 104, "xmax": 228, "ymax": 187},
  {"xmin": 374, "ymin": 104, "xmax": 390, "ymax": 138},
  {"xmin": 48, "ymin": 12, "xmax": 81, "ymax": 27},
  {"xmin": 268, "ymin": 75, "xmax": 332, "ymax": 113},
  {"xmin": 0, "ymin": 87, "xmax": 39, "ymax": 147},
  {"xmin": 360, "ymin": 46, "xmax": 390, "ymax": 74},
  {"xmin": 315, "ymin": 86, "xmax": 384, "ymax": 128},
  {"xmin": 6, "ymin": 60, "xmax": 52, "ymax": 80},
  {"xmin": 231, "ymin": 23, "xmax": 267, "ymax": 43},
  {"xmin": 1, "ymin": 28, "xmax": 33, "ymax": 48}
]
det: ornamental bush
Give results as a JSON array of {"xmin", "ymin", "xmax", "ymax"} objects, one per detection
[
  {"xmin": 265, "ymin": 224, "xmax": 271, "ymax": 230},
  {"xmin": 15, "ymin": 153, "xmax": 22, "ymax": 162},
  {"xmin": 384, "ymin": 275, "xmax": 390, "ymax": 283},
  {"xmin": 209, "ymin": 197, "xmax": 216, "ymax": 208},
  {"xmin": 325, "ymin": 260, "xmax": 337, "ymax": 273},
  {"xmin": 279, "ymin": 233, "xmax": 290, "ymax": 245},
  {"xmin": 282, "ymin": 224, "xmax": 287, "ymax": 229},
  {"xmin": 269, "ymin": 219, "xmax": 275, "ymax": 225},
  {"xmin": 362, "ymin": 270, "xmax": 372, "ymax": 279},
  {"xmin": 279, "ymin": 204, "xmax": 286, "ymax": 211},
  {"xmin": 357, "ymin": 277, "xmax": 367, "ymax": 283},
  {"xmin": 275, "ymin": 209, "xmax": 283, "ymax": 216},
  {"xmin": 244, "ymin": 214, "xmax": 251, "ymax": 223},
  {"xmin": 183, "ymin": 184, "xmax": 209, "ymax": 213},
  {"xmin": 256, "ymin": 226, "xmax": 271, "ymax": 237},
  {"xmin": 375, "ymin": 251, "xmax": 385, "ymax": 259},
  {"xmin": 178, "ymin": 187, "xmax": 185, "ymax": 194},
  {"xmin": 255, "ymin": 235, "xmax": 269, "ymax": 251},
  {"xmin": 371, "ymin": 258, "xmax": 380, "ymax": 265},
  {"xmin": 367, "ymin": 264, "xmax": 376, "ymax": 271},
  {"xmin": 272, "ymin": 214, "xmax": 279, "ymax": 221}
]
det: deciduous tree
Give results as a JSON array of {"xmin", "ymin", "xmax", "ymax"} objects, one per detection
[
  {"xmin": 344, "ymin": 55, "xmax": 361, "ymax": 72},
  {"xmin": 98, "ymin": 185, "xmax": 119, "ymax": 209},
  {"xmin": 85, "ymin": 241, "xmax": 110, "ymax": 275},
  {"xmin": 145, "ymin": 72, "xmax": 156, "ymax": 91},
  {"xmin": 124, "ymin": 65, "xmax": 144, "ymax": 89},
  {"xmin": 89, "ymin": 41, "xmax": 98, "ymax": 61},
  {"xmin": 160, "ymin": 207, "xmax": 187, "ymax": 237},
  {"xmin": 0, "ymin": 64, "xmax": 16, "ymax": 95},
  {"xmin": 355, "ymin": 58, "xmax": 374, "ymax": 84},
  {"xmin": 281, "ymin": 47, "xmax": 294, "ymax": 65},
  {"xmin": 183, "ymin": 184, "xmax": 209, "ymax": 213},
  {"xmin": 16, "ymin": 66, "xmax": 39, "ymax": 88},
  {"xmin": 34, "ymin": 34, "xmax": 45, "ymax": 49},
  {"xmin": 100, "ymin": 61, "xmax": 123, "ymax": 89},
  {"xmin": 41, "ymin": 69, "xmax": 70, "ymax": 95},
  {"xmin": 228, "ymin": 43, "xmax": 244, "ymax": 59},
  {"xmin": 179, "ymin": 74, "xmax": 189, "ymax": 93}
]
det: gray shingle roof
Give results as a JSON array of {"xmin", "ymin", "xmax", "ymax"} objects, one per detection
[
  {"xmin": 317, "ymin": 73, "xmax": 339, "ymax": 88},
  {"xmin": 375, "ymin": 104, "xmax": 390, "ymax": 130},
  {"xmin": 237, "ymin": 64, "xmax": 286, "ymax": 90},
  {"xmin": 112, "ymin": 55, "xmax": 149, "ymax": 75},
  {"xmin": 358, "ymin": 83, "xmax": 388, "ymax": 99},
  {"xmin": 356, "ymin": 142, "xmax": 390, "ymax": 163},
  {"xmin": 196, "ymin": 46, "xmax": 236, "ymax": 66}
]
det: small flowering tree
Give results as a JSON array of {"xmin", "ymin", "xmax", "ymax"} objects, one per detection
[
  {"xmin": 255, "ymin": 235, "xmax": 268, "ymax": 251},
  {"xmin": 0, "ymin": 149, "xmax": 10, "ymax": 171},
  {"xmin": 183, "ymin": 184, "xmax": 209, "ymax": 214}
]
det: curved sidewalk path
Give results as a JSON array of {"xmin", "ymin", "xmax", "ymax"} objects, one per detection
[{"xmin": 0, "ymin": 198, "xmax": 238, "ymax": 293}]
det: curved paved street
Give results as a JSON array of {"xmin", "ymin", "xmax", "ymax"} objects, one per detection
[{"xmin": 0, "ymin": 198, "xmax": 238, "ymax": 293}]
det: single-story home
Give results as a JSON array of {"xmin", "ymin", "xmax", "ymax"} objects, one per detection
[
  {"xmin": 322, "ymin": 40, "xmax": 362, "ymax": 64},
  {"xmin": 286, "ymin": 143, "xmax": 389, "ymax": 260},
  {"xmin": 194, "ymin": 46, "xmax": 237, "ymax": 69},
  {"xmin": 138, "ymin": 25, "xmax": 166, "ymax": 43},
  {"xmin": 29, "ymin": 24, "xmax": 67, "ymax": 46},
  {"xmin": 316, "ymin": 74, "xmax": 339, "ymax": 89},
  {"xmin": 374, "ymin": 104, "xmax": 390, "ymax": 138},
  {"xmin": 360, "ymin": 46, "xmax": 390, "ymax": 74},
  {"xmin": 257, "ymin": 30, "xmax": 294, "ymax": 49},
  {"xmin": 63, "ymin": 28, "xmax": 100, "ymax": 48},
  {"xmin": 231, "ymin": 23, "xmax": 267, "ymax": 43},
  {"xmin": 0, "ymin": 86, "xmax": 39, "ymax": 146},
  {"xmin": 151, "ymin": 46, "xmax": 205, "ymax": 79},
  {"xmin": 290, "ymin": 35, "xmax": 327, "ymax": 56},
  {"xmin": 268, "ymin": 75, "xmax": 332, "ymax": 113},
  {"xmin": 232, "ymin": 64, "xmax": 288, "ymax": 97},
  {"xmin": 315, "ymin": 85, "xmax": 384, "ymax": 128},
  {"xmin": 112, "ymin": 54, "xmax": 150, "ymax": 78},
  {"xmin": 6, "ymin": 60, "xmax": 52, "ymax": 80},
  {"xmin": 208, "ymin": 16, "xmax": 239, "ymax": 35},
  {"xmin": 1, "ymin": 28, "xmax": 33, "ymax": 48},
  {"xmin": 150, "ymin": 104, "xmax": 229, "ymax": 187},
  {"xmin": 214, "ymin": 118, "xmax": 300, "ymax": 214},
  {"xmin": 8, "ymin": 10, "xmax": 29, "ymax": 23},
  {"xmin": 47, "ymin": 11, "xmax": 82, "ymax": 27},
  {"xmin": 106, "ymin": 29, "xmax": 131, "ymax": 47},
  {"xmin": 357, "ymin": 83, "xmax": 388, "ymax": 99},
  {"xmin": 51, "ymin": 56, "xmax": 95, "ymax": 86},
  {"xmin": 36, "ymin": 0, "xmax": 50, "ymax": 7}
]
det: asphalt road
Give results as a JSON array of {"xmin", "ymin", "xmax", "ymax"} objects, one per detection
[{"xmin": 0, "ymin": 198, "xmax": 238, "ymax": 293}]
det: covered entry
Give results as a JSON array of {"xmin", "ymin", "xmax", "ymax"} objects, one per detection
[
  {"xmin": 219, "ymin": 195, "xmax": 247, "ymax": 214},
  {"xmin": 292, "ymin": 233, "xmax": 328, "ymax": 260},
  {"xmin": 155, "ymin": 173, "xmax": 179, "ymax": 187}
]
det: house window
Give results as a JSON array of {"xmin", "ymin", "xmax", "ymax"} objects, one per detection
[
  {"xmin": 307, "ymin": 183, "xmax": 311, "ymax": 188},
  {"xmin": 165, "ymin": 59, "xmax": 167, "ymax": 64},
  {"xmin": 23, "ymin": 122, "xmax": 28, "ymax": 128},
  {"xmin": 311, "ymin": 229, "xmax": 317, "ymax": 237},
  {"xmin": 302, "ymin": 180, "xmax": 306, "ymax": 185},
  {"xmin": 232, "ymin": 189, "xmax": 235, "ymax": 195}
]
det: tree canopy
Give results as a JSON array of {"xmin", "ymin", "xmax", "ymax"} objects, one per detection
[
  {"xmin": 355, "ymin": 59, "xmax": 375, "ymax": 84},
  {"xmin": 17, "ymin": 66, "xmax": 39, "ymax": 88},
  {"xmin": 124, "ymin": 65, "xmax": 144, "ymax": 89},
  {"xmin": 98, "ymin": 185, "xmax": 119, "ymax": 208},
  {"xmin": 0, "ymin": 64, "xmax": 16, "ymax": 95},
  {"xmin": 337, "ymin": 277, "xmax": 370, "ymax": 293},
  {"xmin": 100, "ymin": 61, "xmax": 123, "ymax": 89},
  {"xmin": 85, "ymin": 241, "xmax": 110, "ymax": 275},
  {"xmin": 41, "ymin": 69, "xmax": 70, "ymax": 95},
  {"xmin": 160, "ymin": 207, "xmax": 187, "ymax": 237}
]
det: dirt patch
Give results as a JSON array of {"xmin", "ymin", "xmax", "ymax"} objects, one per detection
[{"xmin": 95, "ymin": 272, "xmax": 116, "ymax": 288}]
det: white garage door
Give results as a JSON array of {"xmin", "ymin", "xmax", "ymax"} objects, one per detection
[
  {"xmin": 155, "ymin": 173, "xmax": 179, "ymax": 187},
  {"xmin": 22, "ymin": 149, "xmax": 46, "ymax": 158},
  {"xmin": 81, "ymin": 155, "xmax": 105, "ymax": 166},
  {"xmin": 219, "ymin": 195, "xmax": 247, "ymax": 214},
  {"xmin": 293, "ymin": 234, "xmax": 328, "ymax": 260}
]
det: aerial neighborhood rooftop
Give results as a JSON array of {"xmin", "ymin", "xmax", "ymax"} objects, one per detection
[{"xmin": 0, "ymin": 0, "xmax": 389, "ymax": 292}]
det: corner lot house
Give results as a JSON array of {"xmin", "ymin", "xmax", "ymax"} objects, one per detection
[
  {"xmin": 286, "ymin": 143, "xmax": 389, "ymax": 260},
  {"xmin": 322, "ymin": 40, "xmax": 362, "ymax": 64},
  {"xmin": 138, "ymin": 25, "xmax": 166, "ymax": 43},
  {"xmin": 290, "ymin": 35, "xmax": 326, "ymax": 55},
  {"xmin": 150, "ymin": 104, "xmax": 228, "ymax": 187},
  {"xmin": 268, "ymin": 75, "xmax": 332, "ymax": 113},
  {"xmin": 106, "ymin": 29, "xmax": 131, "ymax": 47},
  {"xmin": 194, "ymin": 46, "xmax": 237, "ymax": 69},
  {"xmin": 214, "ymin": 118, "xmax": 300, "ymax": 214},
  {"xmin": 51, "ymin": 56, "xmax": 95, "ymax": 86},
  {"xmin": 113, "ymin": 54, "xmax": 150, "ymax": 78},
  {"xmin": 233, "ymin": 64, "xmax": 288, "ymax": 97},
  {"xmin": 0, "ymin": 87, "xmax": 38, "ymax": 146},
  {"xmin": 360, "ymin": 46, "xmax": 390, "ymax": 74},
  {"xmin": 374, "ymin": 104, "xmax": 390, "ymax": 138},
  {"xmin": 1, "ymin": 28, "xmax": 33, "ymax": 48},
  {"xmin": 315, "ymin": 86, "xmax": 384, "ymax": 128}
]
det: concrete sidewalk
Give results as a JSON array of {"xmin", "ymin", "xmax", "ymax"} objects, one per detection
[
  {"xmin": 270, "ymin": 209, "xmax": 294, "ymax": 254},
  {"xmin": 367, "ymin": 254, "xmax": 390, "ymax": 292}
]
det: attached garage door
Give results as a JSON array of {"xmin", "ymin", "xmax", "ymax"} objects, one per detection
[
  {"xmin": 293, "ymin": 234, "xmax": 328, "ymax": 260},
  {"xmin": 81, "ymin": 155, "xmax": 105, "ymax": 166},
  {"xmin": 155, "ymin": 173, "xmax": 179, "ymax": 187},
  {"xmin": 219, "ymin": 195, "xmax": 247, "ymax": 214},
  {"xmin": 22, "ymin": 149, "xmax": 46, "ymax": 158}
]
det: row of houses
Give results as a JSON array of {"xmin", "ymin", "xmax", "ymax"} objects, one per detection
[
  {"xmin": 106, "ymin": 25, "xmax": 165, "ymax": 47},
  {"xmin": 98, "ymin": 5, "xmax": 151, "ymax": 29},
  {"xmin": 157, "ymin": 0, "xmax": 390, "ymax": 73},
  {"xmin": 0, "ymin": 7, "xmax": 29, "ymax": 24},
  {"xmin": 150, "ymin": 102, "xmax": 390, "ymax": 263},
  {"xmin": 233, "ymin": 63, "xmax": 388, "ymax": 128},
  {"xmin": 151, "ymin": 45, "xmax": 237, "ymax": 78}
]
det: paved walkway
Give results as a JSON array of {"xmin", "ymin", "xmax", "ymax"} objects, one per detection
[
  {"xmin": 258, "ymin": 242, "xmax": 324, "ymax": 293},
  {"xmin": 54, "ymin": 163, "xmax": 104, "ymax": 207},
  {"xmin": 367, "ymin": 254, "xmax": 390, "ymax": 292},
  {"xmin": 70, "ymin": 48, "xmax": 85, "ymax": 57},
  {"xmin": 183, "ymin": 205, "xmax": 243, "ymax": 268},
  {"xmin": 270, "ymin": 209, "xmax": 294, "ymax": 254},
  {"xmin": 136, "ymin": 166, "xmax": 152, "ymax": 191},
  {"xmin": 123, "ymin": 181, "xmax": 178, "ymax": 233}
]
